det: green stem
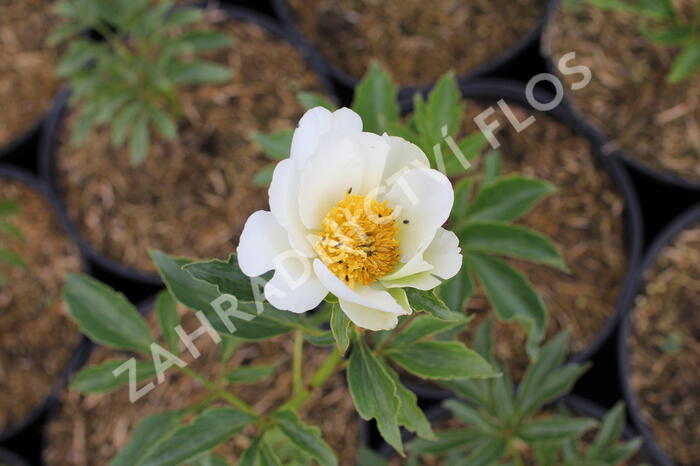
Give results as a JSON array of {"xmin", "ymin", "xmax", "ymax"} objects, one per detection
[
  {"xmin": 178, "ymin": 365, "xmax": 257, "ymax": 417},
  {"xmin": 282, "ymin": 347, "xmax": 343, "ymax": 411},
  {"xmin": 509, "ymin": 441, "xmax": 525, "ymax": 466},
  {"xmin": 293, "ymin": 330, "xmax": 304, "ymax": 396}
]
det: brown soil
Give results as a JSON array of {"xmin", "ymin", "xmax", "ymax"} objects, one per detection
[
  {"xmin": 286, "ymin": 0, "xmax": 546, "ymax": 86},
  {"xmin": 44, "ymin": 309, "xmax": 358, "ymax": 465},
  {"xmin": 629, "ymin": 224, "xmax": 700, "ymax": 465},
  {"xmin": 56, "ymin": 11, "xmax": 324, "ymax": 273},
  {"xmin": 545, "ymin": 0, "xmax": 700, "ymax": 181},
  {"xmin": 0, "ymin": 0, "xmax": 61, "ymax": 148},
  {"xmin": 0, "ymin": 179, "xmax": 81, "ymax": 432},
  {"xmin": 459, "ymin": 101, "xmax": 627, "ymax": 379}
]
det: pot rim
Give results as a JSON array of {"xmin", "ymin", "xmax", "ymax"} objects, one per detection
[
  {"xmin": 541, "ymin": 0, "xmax": 700, "ymax": 192},
  {"xmin": 617, "ymin": 203, "xmax": 700, "ymax": 466},
  {"xmin": 38, "ymin": 3, "xmax": 338, "ymax": 287},
  {"xmin": 271, "ymin": 0, "xmax": 551, "ymax": 100}
]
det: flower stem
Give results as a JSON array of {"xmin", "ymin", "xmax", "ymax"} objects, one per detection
[
  {"xmin": 282, "ymin": 347, "xmax": 343, "ymax": 411},
  {"xmin": 178, "ymin": 365, "xmax": 257, "ymax": 417},
  {"xmin": 293, "ymin": 330, "xmax": 304, "ymax": 396}
]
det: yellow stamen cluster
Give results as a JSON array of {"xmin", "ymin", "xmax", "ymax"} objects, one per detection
[{"xmin": 314, "ymin": 192, "xmax": 400, "ymax": 288}]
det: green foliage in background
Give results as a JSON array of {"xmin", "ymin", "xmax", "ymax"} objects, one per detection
[
  {"xmin": 51, "ymin": 0, "xmax": 233, "ymax": 164},
  {"xmin": 403, "ymin": 321, "xmax": 642, "ymax": 466},
  {"xmin": 0, "ymin": 200, "xmax": 25, "ymax": 286},
  {"xmin": 583, "ymin": 0, "xmax": 700, "ymax": 82}
]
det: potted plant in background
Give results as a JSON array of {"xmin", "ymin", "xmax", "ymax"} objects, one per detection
[
  {"xmin": 544, "ymin": 0, "xmax": 700, "ymax": 187},
  {"xmin": 0, "ymin": 0, "xmax": 62, "ymax": 158},
  {"xmin": 620, "ymin": 204, "xmax": 700, "ymax": 466},
  {"xmin": 379, "ymin": 323, "xmax": 643, "ymax": 465},
  {"xmin": 42, "ymin": 0, "xmax": 332, "ymax": 283},
  {"xmin": 274, "ymin": 0, "xmax": 549, "ymax": 95},
  {"xmin": 0, "ymin": 167, "xmax": 84, "ymax": 442}
]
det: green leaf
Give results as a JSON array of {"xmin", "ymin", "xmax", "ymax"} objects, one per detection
[
  {"xmin": 459, "ymin": 221, "xmax": 567, "ymax": 270},
  {"xmin": 390, "ymin": 314, "xmax": 463, "ymax": 347},
  {"xmin": 157, "ymin": 290, "xmax": 180, "ymax": 353},
  {"xmin": 164, "ymin": 8, "xmax": 205, "ymax": 28},
  {"xmin": 518, "ymin": 417, "xmax": 597, "ymax": 442},
  {"xmin": 386, "ymin": 341, "xmax": 497, "ymax": 380},
  {"xmin": 112, "ymin": 102, "xmax": 143, "ymax": 147},
  {"xmin": 409, "ymin": 429, "xmax": 485, "ymax": 456},
  {"xmin": 668, "ymin": 40, "xmax": 700, "ymax": 83},
  {"xmin": 152, "ymin": 251, "xmax": 293, "ymax": 340},
  {"xmin": 459, "ymin": 437, "xmax": 507, "ymax": 466},
  {"xmin": 170, "ymin": 60, "xmax": 232, "ymax": 84},
  {"xmin": 183, "ymin": 254, "xmax": 257, "ymax": 302},
  {"xmin": 405, "ymin": 288, "xmax": 467, "ymax": 322},
  {"xmin": 70, "ymin": 359, "xmax": 155, "ymax": 393},
  {"xmin": 438, "ymin": 266, "xmax": 475, "ymax": 313},
  {"xmin": 586, "ymin": 402, "xmax": 626, "ymax": 459},
  {"xmin": 451, "ymin": 177, "xmax": 474, "ymax": 221},
  {"xmin": 252, "ymin": 130, "xmax": 293, "ymax": 160},
  {"xmin": 598, "ymin": 438, "xmax": 643, "ymax": 464},
  {"xmin": 0, "ymin": 200, "xmax": 19, "ymax": 217},
  {"xmin": 482, "ymin": 151, "xmax": 502, "ymax": 185},
  {"xmin": 239, "ymin": 435, "xmax": 282, "ymax": 466},
  {"xmin": 272, "ymin": 409, "xmax": 337, "ymax": 466},
  {"xmin": 227, "ymin": 363, "xmax": 278, "ymax": 384},
  {"xmin": 170, "ymin": 30, "xmax": 232, "ymax": 53},
  {"xmin": 253, "ymin": 165, "xmax": 275, "ymax": 186},
  {"xmin": 378, "ymin": 359, "xmax": 434, "ymax": 440},
  {"xmin": 149, "ymin": 107, "xmax": 178, "ymax": 140},
  {"xmin": 0, "ymin": 220, "xmax": 23, "ymax": 241},
  {"xmin": 140, "ymin": 408, "xmax": 256, "ymax": 466},
  {"xmin": 352, "ymin": 61, "xmax": 399, "ymax": 134},
  {"xmin": 129, "ymin": 112, "xmax": 150, "ymax": 165},
  {"xmin": 330, "ymin": 303, "xmax": 352, "ymax": 355},
  {"xmin": 190, "ymin": 453, "xmax": 231, "ymax": 466},
  {"xmin": 0, "ymin": 249, "xmax": 25, "ymax": 267},
  {"xmin": 111, "ymin": 410, "xmax": 188, "ymax": 466},
  {"xmin": 467, "ymin": 253, "xmax": 547, "ymax": 357},
  {"xmin": 357, "ymin": 446, "xmax": 389, "ymax": 466},
  {"xmin": 467, "ymin": 175, "xmax": 555, "ymax": 221},
  {"xmin": 347, "ymin": 338, "xmax": 403, "ymax": 455},
  {"xmin": 297, "ymin": 91, "xmax": 335, "ymax": 111},
  {"xmin": 64, "ymin": 274, "xmax": 153, "ymax": 352},
  {"xmin": 514, "ymin": 332, "xmax": 573, "ymax": 418},
  {"xmin": 426, "ymin": 71, "xmax": 463, "ymax": 140},
  {"xmin": 442, "ymin": 399, "xmax": 498, "ymax": 434}
]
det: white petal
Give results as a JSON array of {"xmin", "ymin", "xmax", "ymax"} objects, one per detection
[
  {"xmin": 380, "ymin": 135, "xmax": 430, "ymax": 187},
  {"xmin": 290, "ymin": 107, "xmax": 333, "ymax": 167},
  {"xmin": 385, "ymin": 167, "xmax": 454, "ymax": 260},
  {"xmin": 353, "ymin": 132, "xmax": 389, "ymax": 197},
  {"xmin": 424, "ymin": 228, "xmax": 462, "ymax": 280},
  {"xmin": 297, "ymin": 135, "xmax": 364, "ymax": 230},
  {"xmin": 380, "ymin": 228, "xmax": 462, "ymax": 291},
  {"xmin": 237, "ymin": 211, "xmax": 291, "ymax": 277},
  {"xmin": 339, "ymin": 300, "xmax": 400, "ymax": 331},
  {"xmin": 331, "ymin": 107, "xmax": 363, "ymax": 134},
  {"xmin": 380, "ymin": 251, "xmax": 433, "ymax": 281},
  {"xmin": 264, "ymin": 252, "xmax": 328, "ymax": 313},
  {"xmin": 268, "ymin": 158, "xmax": 315, "ymax": 257},
  {"xmin": 313, "ymin": 259, "xmax": 409, "ymax": 315}
]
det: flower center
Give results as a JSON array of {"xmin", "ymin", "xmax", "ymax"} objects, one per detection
[{"xmin": 314, "ymin": 191, "xmax": 400, "ymax": 288}]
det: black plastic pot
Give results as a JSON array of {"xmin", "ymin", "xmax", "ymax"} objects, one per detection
[
  {"xmin": 39, "ymin": 4, "xmax": 337, "ymax": 288},
  {"xmin": 272, "ymin": 0, "xmax": 552, "ymax": 100},
  {"xmin": 0, "ymin": 447, "xmax": 29, "ymax": 466},
  {"xmin": 0, "ymin": 120, "xmax": 43, "ymax": 174},
  {"xmin": 618, "ymin": 203, "xmax": 700, "ymax": 466},
  {"xmin": 0, "ymin": 165, "xmax": 95, "ymax": 444},
  {"xmin": 397, "ymin": 79, "xmax": 643, "ymax": 402},
  {"xmin": 541, "ymin": 0, "xmax": 700, "ymax": 192}
]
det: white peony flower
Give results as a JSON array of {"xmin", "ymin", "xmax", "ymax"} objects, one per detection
[{"xmin": 237, "ymin": 107, "xmax": 462, "ymax": 331}]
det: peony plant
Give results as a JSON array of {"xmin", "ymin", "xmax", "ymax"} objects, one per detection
[
  {"xmin": 0, "ymin": 199, "xmax": 24, "ymax": 287},
  {"xmin": 61, "ymin": 67, "xmax": 570, "ymax": 464},
  {"xmin": 578, "ymin": 0, "xmax": 700, "ymax": 82},
  {"xmin": 50, "ymin": 0, "xmax": 233, "ymax": 163},
  {"xmin": 404, "ymin": 322, "xmax": 642, "ymax": 465}
]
